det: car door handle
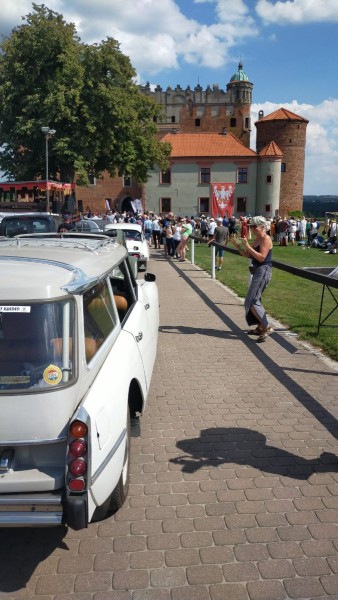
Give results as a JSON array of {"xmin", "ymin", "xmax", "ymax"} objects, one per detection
[
  {"xmin": 136, "ymin": 332, "xmax": 143, "ymax": 342},
  {"xmin": 145, "ymin": 303, "xmax": 150, "ymax": 310}
]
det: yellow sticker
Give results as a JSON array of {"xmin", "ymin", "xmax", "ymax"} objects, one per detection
[{"xmin": 43, "ymin": 364, "xmax": 62, "ymax": 385}]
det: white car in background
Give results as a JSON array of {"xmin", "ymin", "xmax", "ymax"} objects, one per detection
[{"xmin": 104, "ymin": 223, "xmax": 149, "ymax": 271}]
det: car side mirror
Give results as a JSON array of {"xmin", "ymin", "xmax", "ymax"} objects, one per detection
[{"xmin": 144, "ymin": 273, "xmax": 156, "ymax": 282}]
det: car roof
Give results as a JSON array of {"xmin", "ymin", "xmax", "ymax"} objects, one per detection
[
  {"xmin": 0, "ymin": 212, "xmax": 54, "ymax": 219},
  {"xmin": 105, "ymin": 223, "xmax": 142, "ymax": 232},
  {"xmin": 0, "ymin": 235, "xmax": 127, "ymax": 300}
]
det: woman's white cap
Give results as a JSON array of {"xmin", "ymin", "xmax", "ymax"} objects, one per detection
[{"xmin": 251, "ymin": 216, "xmax": 267, "ymax": 227}]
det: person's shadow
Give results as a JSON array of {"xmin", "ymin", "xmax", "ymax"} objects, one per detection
[{"xmin": 170, "ymin": 427, "xmax": 337, "ymax": 479}]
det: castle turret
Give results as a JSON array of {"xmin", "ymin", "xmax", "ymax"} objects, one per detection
[
  {"xmin": 255, "ymin": 108, "xmax": 308, "ymax": 217},
  {"xmin": 226, "ymin": 62, "xmax": 253, "ymax": 147}
]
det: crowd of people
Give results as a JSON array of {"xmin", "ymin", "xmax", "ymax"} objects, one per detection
[
  {"xmin": 57, "ymin": 207, "xmax": 336, "ymax": 343},
  {"xmin": 58, "ymin": 209, "xmax": 337, "ymax": 254}
]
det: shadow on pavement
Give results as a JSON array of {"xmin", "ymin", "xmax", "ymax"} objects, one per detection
[
  {"xmin": 167, "ymin": 260, "xmax": 338, "ymax": 440},
  {"xmin": 0, "ymin": 526, "xmax": 68, "ymax": 593},
  {"xmin": 170, "ymin": 427, "xmax": 338, "ymax": 478}
]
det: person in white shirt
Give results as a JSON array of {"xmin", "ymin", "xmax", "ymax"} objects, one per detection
[{"xmin": 208, "ymin": 218, "xmax": 217, "ymax": 239}]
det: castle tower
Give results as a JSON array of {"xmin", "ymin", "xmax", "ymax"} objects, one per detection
[
  {"xmin": 226, "ymin": 61, "xmax": 253, "ymax": 147},
  {"xmin": 255, "ymin": 108, "xmax": 308, "ymax": 216}
]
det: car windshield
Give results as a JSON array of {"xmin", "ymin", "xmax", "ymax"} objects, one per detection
[
  {"xmin": 0, "ymin": 300, "xmax": 75, "ymax": 392},
  {"xmin": 1, "ymin": 217, "xmax": 53, "ymax": 237},
  {"xmin": 123, "ymin": 230, "xmax": 142, "ymax": 242}
]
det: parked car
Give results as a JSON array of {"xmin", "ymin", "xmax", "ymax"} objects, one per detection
[
  {"xmin": 0, "ymin": 233, "xmax": 158, "ymax": 529},
  {"xmin": 0, "ymin": 212, "xmax": 59, "ymax": 237},
  {"xmin": 74, "ymin": 219, "xmax": 104, "ymax": 233},
  {"xmin": 104, "ymin": 223, "xmax": 150, "ymax": 271}
]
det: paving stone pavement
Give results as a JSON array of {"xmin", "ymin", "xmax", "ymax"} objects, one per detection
[{"xmin": 1, "ymin": 249, "xmax": 338, "ymax": 600}]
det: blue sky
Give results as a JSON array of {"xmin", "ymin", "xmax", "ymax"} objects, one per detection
[{"xmin": 1, "ymin": 0, "xmax": 338, "ymax": 195}]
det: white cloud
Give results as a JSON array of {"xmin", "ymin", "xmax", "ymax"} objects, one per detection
[
  {"xmin": 251, "ymin": 100, "xmax": 338, "ymax": 195},
  {"xmin": 1, "ymin": 0, "xmax": 260, "ymax": 81},
  {"xmin": 255, "ymin": 0, "xmax": 338, "ymax": 25}
]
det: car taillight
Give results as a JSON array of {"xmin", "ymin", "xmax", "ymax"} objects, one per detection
[
  {"xmin": 70, "ymin": 420, "xmax": 87, "ymax": 438},
  {"xmin": 69, "ymin": 439, "xmax": 87, "ymax": 457},
  {"xmin": 68, "ymin": 478, "xmax": 86, "ymax": 492},
  {"xmin": 69, "ymin": 458, "xmax": 87, "ymax": 476},
  {"xmin": 67, "ymin": 419, "xmax": 88, "ymax": 493}
]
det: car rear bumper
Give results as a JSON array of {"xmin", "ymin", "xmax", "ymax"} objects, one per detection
[{"xmin": 0, "ymin": 491, "xmax": 88, "ymax": 529}]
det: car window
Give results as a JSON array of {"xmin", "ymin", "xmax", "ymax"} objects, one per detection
[
  {"xmin": 0, "ymin": 300, "xmax": 75, "ymax": 392},
  {"xmin": 124, "ymin": 230, "xmax": 142, "ymax": 242},
  {"xmin": 110, "ymin": 259, "xmax": 137, "ymax": 323},
  {"xmin": 83, "ymin": 280, "xmax": 118, "ymax": 362},
  {"xmin": 0, "ymin": 217, "xmax": 53, "ymax": 237}
]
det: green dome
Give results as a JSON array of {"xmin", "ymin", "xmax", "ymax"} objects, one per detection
[{"xmin": 230, "ymin": 61, "xmax": 249, "ymax": 82}]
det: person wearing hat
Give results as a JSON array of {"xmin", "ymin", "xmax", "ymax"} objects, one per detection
[
  {"xmin": 230, "ymin": 216, "xmax": 273, "ymax": 342},
  {"xmin": 58, "ymin": 214, "xmax": 74, "ymax": 232},
  {"xmin": 208, "ymin": 217, "xmax": 229, "ymax": 271},
  {"xmin": 200, "ymin": 215, "xmax": 208, "ymax": 239},
  {"xmin": 207, "ymin": 218, "xmax": 217, "ymax": 239}
]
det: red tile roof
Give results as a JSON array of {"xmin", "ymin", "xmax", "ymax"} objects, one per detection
[
  {"xmin": 161, "ymin": 132, "xmax": 256, "ymax": 158},
  {"xmin": 256, "ymin": 107, "xmax": 309, "ymax": 124},
  {"xmin": 258, "ymin": 141, "xmax": 283, "ymax": 157}
]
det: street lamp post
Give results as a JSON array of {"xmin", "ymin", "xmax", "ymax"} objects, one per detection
[{"xmin": 41, "ymin": 126, "xmax": 56, "ymax": 213}]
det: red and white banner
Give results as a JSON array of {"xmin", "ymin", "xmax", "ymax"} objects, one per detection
[{"xmin": 211, "ymin": 183, "xmax": 235, "ymax": 218}]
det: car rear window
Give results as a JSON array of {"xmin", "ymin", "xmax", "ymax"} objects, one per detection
[
  {"xmin": 0, "ymin": 217, "xmax": 55, "ymax": 237},
  {"xmin": 0, "ymin": 300, "xmax": 75, "ymax": 392}
]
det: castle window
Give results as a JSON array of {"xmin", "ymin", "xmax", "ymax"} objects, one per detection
[
  {"xmin": 211, "ymin": 106, "xmax": 220, "ymax": 116},
  {"xmin": 160, "ymin": 169, "xmax": 171, "ymax": 184},
  {"xmin": 237, "ymin": 197, "xmax": 246, "ymax": 212},
  {"xmin": 171, "ymin": 116, "xmax": 176, "ymax": 123},
  {"xmin": 160, "ymin": 197, "xmax": 171, "ymax": 213},
  {"xmin": 237, "ymin": 167, "xmax": 248, "ymax": 183},
  {"xmin": 230, "ymin": 118, "xmax": 236, "ymax": 127},
  {"xmin": 266, "ymin": 175, "xmax": 272, "ymax": 184},
  {"xmin": 200, "ymin": 168, "xmax": 210, "ymax": 184},
  {"xmin": 195, "ymin": 118, "xmax": 201, "ymax": 127},
  {"xmin": 123, "ymin": 175, "xmax": 132, "ymax": 187},
  {"xmin": 199, "ymin": 197, "xmax": 210, "ymax": 213},
  {"xmin": 265, "ymin": 204, "xmax": 272, "ymax": 212},
  {"xmin": 245, "ymin": 118, "xmax": 250, "ymax": 129},
  {"xmin": 88, "ymin": 174, "xmax": 96, "ymax": 186},
  {"xmin": 281, "ymin": 163, "xmax": 286, "ymax": 172},
  {"xmin": 196, "ymin": 107, "xmax": 205, "ymax": 117}
]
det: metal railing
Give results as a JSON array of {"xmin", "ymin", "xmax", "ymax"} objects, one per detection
[{"xmin": 189, "ymin": 234, "xmax": 338, "ymax": 332}]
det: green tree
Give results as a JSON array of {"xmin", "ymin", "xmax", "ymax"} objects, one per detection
[{"xmin": 0, "ymin": 4, "xmax": 170, "ymax": 185}]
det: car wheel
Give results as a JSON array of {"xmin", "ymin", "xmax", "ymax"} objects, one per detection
[{"xmin": 92, "ymin": 410, "xmax": 130, "ymax": 521}]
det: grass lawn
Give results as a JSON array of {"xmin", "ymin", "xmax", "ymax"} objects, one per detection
[{"xmin": 191, "ymin": 241, "xmax": 338, "ymax": 361}]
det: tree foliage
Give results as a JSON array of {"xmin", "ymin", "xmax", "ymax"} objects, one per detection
[{"xmin": 0, "ymin": 4, "xmax": 171, "ymax": 184}]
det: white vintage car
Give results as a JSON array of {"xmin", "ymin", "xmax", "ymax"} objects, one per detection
[
  {"xmin": 0, "ymin": 233, "xmax": 158, "ymax": 529},
  {"xmin": 104, "ymin": 223, "xmax": 150, "ymax": 271}
]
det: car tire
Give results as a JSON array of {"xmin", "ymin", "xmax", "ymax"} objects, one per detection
[{"xmin": 92, "ymin": 410, "xmax": 130, "ymax": 521}]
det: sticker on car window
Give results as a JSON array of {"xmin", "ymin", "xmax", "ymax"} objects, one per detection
[
  {"xmin": 43, "ymin": 364, "xmax": 62, "ymax": 385},
  {"xmin": 0, "ymin": 306, "xmax": 31, "ymax": 313},
  {"xmin": 0, "ymin": 376, "xmax": 31, "ymax": 384}
]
